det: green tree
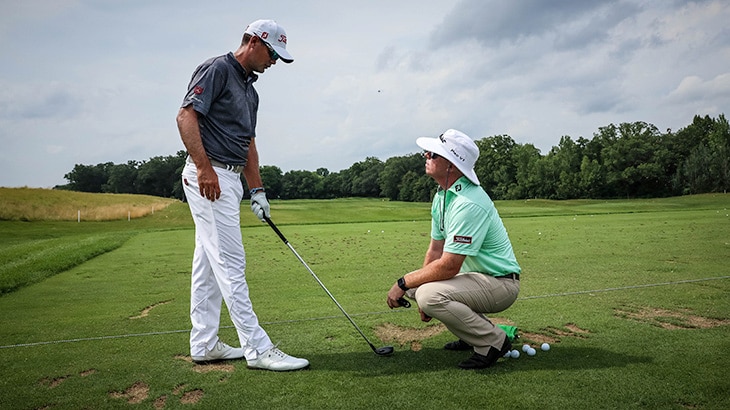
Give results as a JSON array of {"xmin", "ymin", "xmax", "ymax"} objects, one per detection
[
  {"xmin": 398, "ymin": 171, "xmax": 434, "ymax": 202},
  {"xmin": 598, "ymin": 122, "xmax": 665, "ymax": 198},
  {"xmin": 103, "ymin": 160, "xmax": 139, "ymax": 194},
  {"xmin": 474, "ymin": 135, "xmax": 518, "ymax": 199},
  {"xmin": 707, "ymin": 114, "xmax": 730, "ymax": 192},
  {"xmin": 321, "ymin": 171, "xmax": 346, "ymax": 198},
  {"xmin": 550, "ymin": 136, "xmax": 583, "ymax": 199},
  {"xmin": 379, "ymin": 154, "xmax": 424, "ymax": 200},
  {"xmin": 136, "ymin": 152, "xmax": 185, "ymax": 198},
  {"xmin": 579, "ymin": 156, "xmax": 604, "ymax": 198},
  {"xmin": 62, "ymin": 162, "xmax": 113, "ymax": 193},
  {"xmin": 509, "ymin": 143, "xmax": 542, "ymax": 199},
  {"xmin": 260, "ymin": 165, "xmax": 284, "ymax": 199},
  {"xmin": 679, "ymin": 144, "xmax": 713, "ymax": 194},
  {"xmin": 281, "ymin": 170, "xmax": 321, "ymax": 199},
  {"xmin": 347, "ymin": 157, "xmax": 384, "ymax": 197}
]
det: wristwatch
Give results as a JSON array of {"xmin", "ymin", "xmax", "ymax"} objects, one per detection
[{"xmin": 397, "ymin": 277, "xmax": 409, "ymax": 291}]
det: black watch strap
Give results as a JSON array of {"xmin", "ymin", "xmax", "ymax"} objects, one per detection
[{"xmin": 397, "ymin": 277, "xmax": 409, "ymax": 291}]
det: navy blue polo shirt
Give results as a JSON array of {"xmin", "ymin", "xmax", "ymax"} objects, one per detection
[{"xmin": 182, "ymin": 52, "xmax": 258, "ymax": 166}]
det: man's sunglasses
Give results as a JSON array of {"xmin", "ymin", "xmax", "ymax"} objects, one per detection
[
  {"xmin": 423, "ymin": 151, "xmax": 441, "ymax": 160},
  {"xmin": 260, "ymin": 38, "xmax": 279, "ymax": 60}
]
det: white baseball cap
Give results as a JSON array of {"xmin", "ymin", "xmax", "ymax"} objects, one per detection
[
  {"xmin": 416, "ymin": 129, "xmax": 480, "ymax": 185},
  {"xmin": 244, "ymin": 19, "xmax": 293, "ymax": 63}
]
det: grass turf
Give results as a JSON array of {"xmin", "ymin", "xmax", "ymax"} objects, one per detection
[{"xmin": 0, "ymin": 194, "xmax": 728, "ymax": 409}]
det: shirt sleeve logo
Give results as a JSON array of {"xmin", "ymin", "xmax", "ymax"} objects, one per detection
[
  {"xmin": 193, "ymin": 86, "xmax": 204, "ymax": 95},
  {"xmin": 454, "ymin": 235, "xmax": 472, "ymax": 244}
]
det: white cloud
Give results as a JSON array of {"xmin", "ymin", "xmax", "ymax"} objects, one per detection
[
  {"xmin": 0, "ymin": 0, "xmax": 728, "ymax": 187},
  {"xmin": 667, "ymin": 73, "xmax": 730, "ymax": 103}
]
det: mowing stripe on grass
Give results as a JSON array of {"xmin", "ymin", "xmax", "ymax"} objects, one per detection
[
  {"xmin": 2, "ymin": 276, "xmax": 727, "ymax": 349},
  {"xmin": 518, "ymin": 276, "xmax": 730, "ymax": 300}
]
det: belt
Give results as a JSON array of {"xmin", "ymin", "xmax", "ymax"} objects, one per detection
[
  {"xmin": 187, "ymin": 156, "xmax": 244, "ymax": 174},
  {"xmin": 209, "ymin": 158, "xmax": 244, "ymax": 173},
  {"xmin": 498, "ymin": 273, "xmax": 520, "ymax": 280}
]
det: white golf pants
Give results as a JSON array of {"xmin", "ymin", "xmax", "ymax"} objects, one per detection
[{"xmin": 182, "ymin": 162, "xmax": 273, "ymax": 359}]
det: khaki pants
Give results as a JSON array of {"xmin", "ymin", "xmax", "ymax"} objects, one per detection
[{"xmin": 411, "ymin": 273, "xmax": 520, "ymax": 355}]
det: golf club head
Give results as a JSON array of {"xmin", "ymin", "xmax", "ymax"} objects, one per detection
[{"xmin": 374, "ymin": 345, "xmax": 395, "ymax": 356}]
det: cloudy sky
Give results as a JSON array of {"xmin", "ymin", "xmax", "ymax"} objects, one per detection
[{"xmin": 1, "ymin": 0, "xmax": 728, "ymax": 188}]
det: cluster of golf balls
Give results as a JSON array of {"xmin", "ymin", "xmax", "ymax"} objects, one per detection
[{"xmin": 505, "ymin": 343, "xmax": 550, "ymax": 359}]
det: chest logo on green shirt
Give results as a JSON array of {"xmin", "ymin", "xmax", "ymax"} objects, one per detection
[{"xmin": 454, "ymin": 235, "xmax": 472, "ymax": 244}]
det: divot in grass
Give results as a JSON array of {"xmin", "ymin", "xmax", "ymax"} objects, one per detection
[
  {"xmin": 374, "ymin": 322, "xmax": 447, "ymax": 351},
  {"xmin": 175, "ymin": 354, "xmax": 236, "ymax": 373},
  {"xmin": 39, "ymin": 368, "xmax": 97, "ymax": 389},
  {"xmin": 614, "ymin": 305, "xmax": 730, "ymax": 330},
  {"xmin": 129, "ymin": 300, "xmax": 172, "ymax": 319},
  {"xmin": 180, "ymin": 389, "xmax": 204, "ymax": 404},
  {"xmin": 375, "ymin": 319, "xmax": 595, "ymax": 351},
  {"xmin": 39, "ymin": 375, "xmax": 70, "ymax": 389},
  {"xmin": 519, "ymin": 324, "xmax": 590, "ymax": 345},
  {"xmin": 153, "ymin": 395, "xmax": 167, "ymax": 410},
  {"xmin": 170, "ymin": 384, "xmax": 205, "ymax": 405},
  {"xmin": 109, "ymin": 381, "xmax": 149, "ymax": 404},
  {"xmin": 111, "ymin": 380, "xmax": 206, "ymax": 407}
]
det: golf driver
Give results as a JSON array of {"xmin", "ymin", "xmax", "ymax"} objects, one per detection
[{"xmin": 264, "ymin": 217, "xmax": 396, "ymax": 356}]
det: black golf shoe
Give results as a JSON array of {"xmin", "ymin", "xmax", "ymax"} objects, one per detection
[
  {"xmin": 444, "ymin": 339, "xmax": 472, "ymax": 351},
  {"xmin": 457, "ymin": 336, "xmax": 512, "ymax": 370}
]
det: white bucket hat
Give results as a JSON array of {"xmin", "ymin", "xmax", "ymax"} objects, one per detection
[
  {"xmin": 244, "ymin": 19, "xmax": 293, "ymax": 63},
  {"xmin": 416, "ymin": 129, "xmax": 480, "ymax": 185}
]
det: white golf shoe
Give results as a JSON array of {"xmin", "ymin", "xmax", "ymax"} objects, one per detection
[
  {"xmin": 247, "ymin": 346, "xmax": 309, "ymax": 371},
  {"xmin": 191, "ymin": 341, "xmax": 245, "ymax": 364}
]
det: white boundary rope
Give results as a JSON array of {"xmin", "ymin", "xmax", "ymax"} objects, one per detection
[
  {"xmin": 517, "ymin": 276, "xmax": 730, "ymax": 300},
  {"xmin": 1, "ymin": 276, "xmax": 727, "ymax": 349}
]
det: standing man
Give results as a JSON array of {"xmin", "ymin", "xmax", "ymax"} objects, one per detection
[
  {"xmin": 386, "ymin": 129, "xmax": 521, "ymax": 370},
  {"xmin": 177, "ymin": 19, "xmax": 309, "ymax": 371}
]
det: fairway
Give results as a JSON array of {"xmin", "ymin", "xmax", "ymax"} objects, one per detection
[{"xmin": 0, "ymin": 195, "xmax": 728, "ymax": 409}]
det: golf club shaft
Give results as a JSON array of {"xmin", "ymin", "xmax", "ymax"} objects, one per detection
[{"xmin": 264, "ymin": 217, "xmax": 379, "ymax": 352}]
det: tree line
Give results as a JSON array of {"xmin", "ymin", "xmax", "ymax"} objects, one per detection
[{"xmin": 57, "ymin": 114, "xmax": 729, "ymax": 201}]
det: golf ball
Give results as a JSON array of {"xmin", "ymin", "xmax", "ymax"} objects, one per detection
[
  {"xmin": 527, "ymin": 347, "xmax": 536, "ymax": 356},
  {"xmin": 522, "ymin": 344, "xmax": 530, "ymax": 352},
  {"xmin": 510, "ymin": 350, "xmax": 520, "ymax": 359},
  {"xmin": 541, "ymin": 343, "xmax": 551, "ymax": 351}
]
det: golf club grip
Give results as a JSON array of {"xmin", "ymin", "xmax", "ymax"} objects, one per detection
[{"xmin": 264, "ymin": 216, "xmax": 288, "ymax": 244}]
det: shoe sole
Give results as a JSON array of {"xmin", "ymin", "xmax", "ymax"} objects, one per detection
[
  {"xmin": 246, "ymin": 364, "xmax": 310, "ymax": 372},
  {"xmin": 191, "ymin": 357, "xmax": 244, "ymax": 365},
  {"xmin": 458, "ymin": 340, "xmax": 513, "ymax": 370}
]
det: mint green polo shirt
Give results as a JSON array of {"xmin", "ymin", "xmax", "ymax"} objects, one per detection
[{"xmin": 431, "ymin": 176, "xmax": 521, "ymax": 276}]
